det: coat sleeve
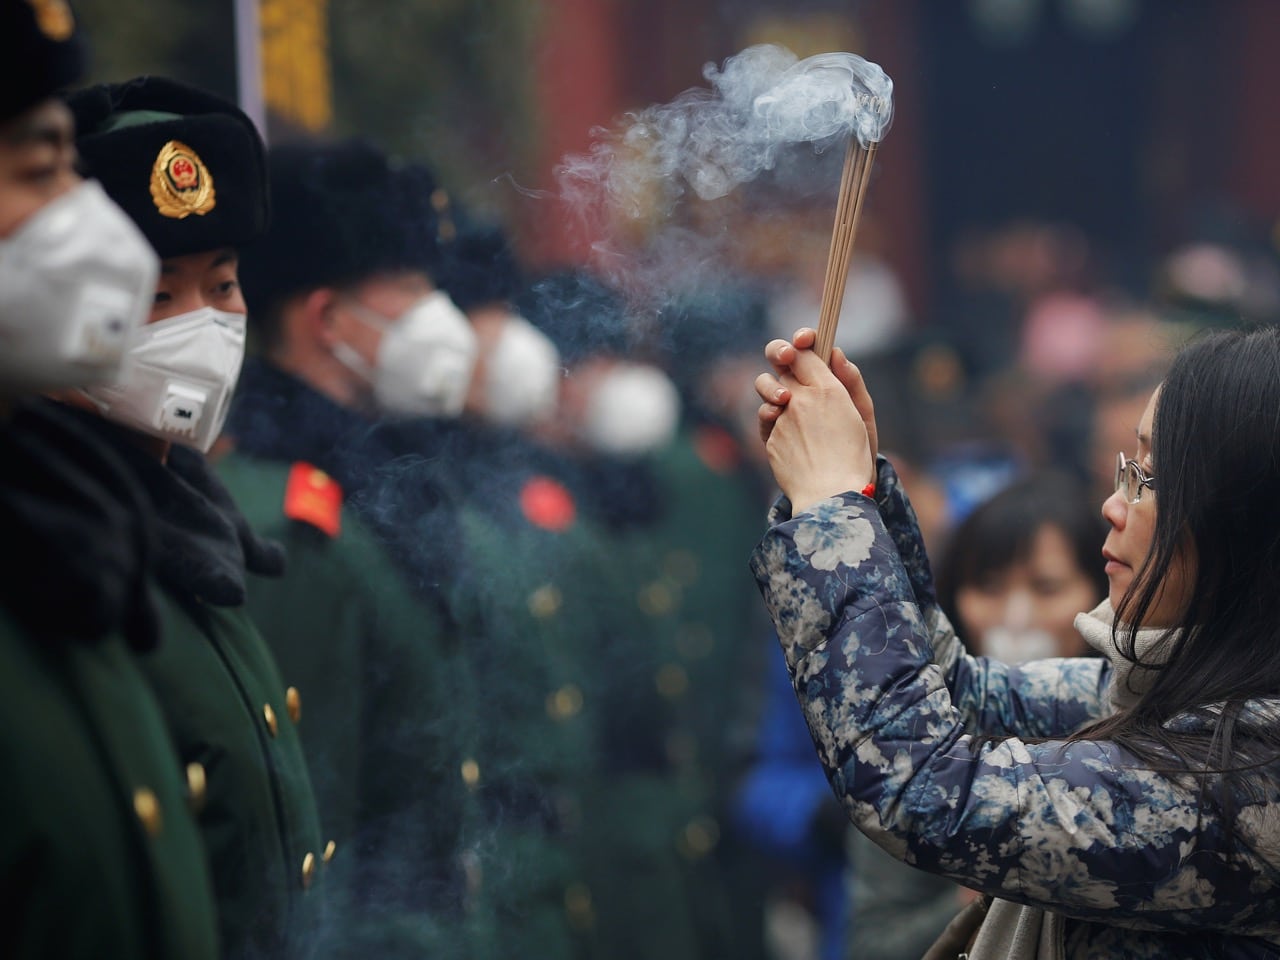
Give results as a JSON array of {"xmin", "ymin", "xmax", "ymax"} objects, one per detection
[
  {"xmin": 770, "ymin": 458, "xmax": 1113, "ymax": 739},
  {"xmin": 750, "ymin": 491, "xmax": 1271, "ymax": 932}
]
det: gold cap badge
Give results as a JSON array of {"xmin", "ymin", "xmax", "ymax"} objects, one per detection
[
  {"xmin": 150, "ymin": 140, "xmax": 216, "ymax": 219},
  {"xmin": 26, "ymin": 0, "xmax": 74, "ymax": 41}
]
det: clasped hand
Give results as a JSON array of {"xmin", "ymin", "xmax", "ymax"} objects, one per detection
[{"xmin": 755, "ymin": 328, "xmax": 878, "ymax": 514}]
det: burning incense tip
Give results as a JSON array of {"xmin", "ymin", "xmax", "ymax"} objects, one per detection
[{"xmin": 749, "ymin": 50, "xmax": 894, "ymax": 149}]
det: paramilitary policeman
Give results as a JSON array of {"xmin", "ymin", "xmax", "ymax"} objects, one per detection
[
  {"xmin": 434, "ymin": 222, "xmax": 607, "ymax": 959},
  {"xmin": 212, "ymin": 147, "xmax": 464, "ymax": 958},
  {"xmin": 227, "ymin": 142, "xmax": 595, "ymax": 959},
  {"xmin": 63, "ymin": 76, "xmax": 326, "ymax": 959},
  {"xmin": 0, "ymin": 3, "xmax": 219, "ymax": 957},
  {"xmin": 650, "ymin": 288, "xmax": 780, "ymax": 960},
  {"xmin": 519, "ymin": 270, "xmax": 738, "ymax": 960}
]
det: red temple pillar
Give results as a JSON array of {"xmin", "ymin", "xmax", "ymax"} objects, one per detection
[
  {"xmin": 1225, "ymin": 0, "xmax": 1280, "ymax": 224},
  {"xmin": 525, "ymin": 0, "xmax": 625, "ymax": 267},
  {"xmin": 862, "ymin": 0, "xmax": 929, "ymax": 322}
]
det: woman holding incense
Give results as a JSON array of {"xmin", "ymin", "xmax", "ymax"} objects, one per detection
[{"xmin": 750, "ymin": 325, "xmax": 1280, "ymax": 957}]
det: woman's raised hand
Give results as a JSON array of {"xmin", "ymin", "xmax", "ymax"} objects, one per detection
[
  {"xmin": 756, "ymin": 329, "xmax": 879, "ymax": 462},
  {"xmin": 755, "ymin": 329, "xmax": 877, "ymax": 513}
]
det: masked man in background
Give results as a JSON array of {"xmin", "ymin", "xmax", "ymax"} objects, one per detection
[
  {"xmin": 226, "ymin": 140, "xmax": 632, "ymax": 959},
  {"xmin": 212, "ymin": 140, "xmax": 466, "ymax": 958}
]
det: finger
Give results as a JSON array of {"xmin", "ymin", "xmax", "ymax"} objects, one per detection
[
  {"xmin": 758, "ymin": 401, "xmax": 784, "ymax": 423},
  {"xmin": 754, "ymin": 372, "xmax": 790, "ymax": 405},
  {"xmin": 764, "ymin": 338, "xmax": 797, "ymax": 372},
  {"xmin": 757, "ymin": 402, "xmax": 782, "ymax": 443},
  {"xmin": 786, "ymin": 344, "xmax": 841, "ymax": 388},
  {"xmin": 791, "ymin": 327, "xmax": 817, "ymax": 350},
  {"xmin": 832, "ymin": 348, "xmax": 872, "ymax": 412},
  {"xmin": 832, "ymin": 347, "xmax": 879, "ymax": 463}
]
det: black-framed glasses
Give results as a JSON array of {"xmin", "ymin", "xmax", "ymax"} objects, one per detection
[{"xmin": 1115, "ymin": 452, "xmax": 1156, "ymax": 503}]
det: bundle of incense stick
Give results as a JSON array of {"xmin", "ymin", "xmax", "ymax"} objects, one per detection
[{"xmin": 814, "ymin": 136, "xmax": 879, "ymax": 363}]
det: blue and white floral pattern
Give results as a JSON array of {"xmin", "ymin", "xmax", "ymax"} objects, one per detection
[{"xmin": 751, "ymin": 459, "xmax": 1280, "ymax": 958}]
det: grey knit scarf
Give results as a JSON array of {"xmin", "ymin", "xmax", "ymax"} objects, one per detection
[{"xmin": 1073, "ymin": 598, "xmax": 1179, "ymax": 712}]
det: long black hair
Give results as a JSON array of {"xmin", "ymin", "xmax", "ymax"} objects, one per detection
[
  {"xmin": 1078, "ymin": 326, "xmax": 1280, "ymax": 803},
  {"xmin": 937, "ymin": 472, "xmax": 1108, "ymax": 652}
]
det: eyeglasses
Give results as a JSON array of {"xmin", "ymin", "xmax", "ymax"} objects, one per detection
[{"xmin": 1115, "ymin": 452, "xmax": 1156, "ymax": 503}]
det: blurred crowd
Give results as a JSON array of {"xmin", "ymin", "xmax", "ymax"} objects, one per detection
[{"xmin": 9, "ymin": 2, "xmax": 1280, "ymax": 960}]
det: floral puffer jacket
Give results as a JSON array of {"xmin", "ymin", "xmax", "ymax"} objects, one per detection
[{"xmin": 750, "ymin": 459, "xmax": 1280, "ymax": 959}]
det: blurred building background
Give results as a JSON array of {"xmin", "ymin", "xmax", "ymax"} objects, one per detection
[
  {"xmin": 69, "ymin": 0, "xmax": 1280, "ymax": 496},
  {"xmin": 69, "ymin": 0, "xmax": 1280, "ymax": 300}
]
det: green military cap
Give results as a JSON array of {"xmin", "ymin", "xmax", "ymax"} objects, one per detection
[
  {"xmin": 66, "ymin": 76, "xmax": 268, "ymax": 258},
  {"xmin": 0, "ymin": 0, "xmax": 84, "ymax": 124}
]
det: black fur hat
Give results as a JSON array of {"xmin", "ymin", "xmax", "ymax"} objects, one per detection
[
  {"xmin": 1, "ymin": 0, "xmax": 83, "ymax": 124},
  {"xmin": 67, "ymin": 76, "xmax": 268, "ymax": 258},
  {"xmin": 436, "ymin": 224, "xmax": 524, "ymax": 313},
  {"xmin": 237, "ymin": 139, "xmax": 442, "ymax": 317}
]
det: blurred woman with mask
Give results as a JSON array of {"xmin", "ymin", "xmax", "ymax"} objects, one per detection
[
  {"xmin": 0, "ymin": 7, "xmax": 221, "ymax": 957},
  {"xmin": 938, "ymin": 473, "xmax": 1106, "ymax": 663},
  {"xmin": 64, "ymin": 76, "xmax": 326, "ymax": 960}
]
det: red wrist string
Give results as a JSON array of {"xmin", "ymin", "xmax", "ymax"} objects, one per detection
[{"xmin": 860, "ymin": 482, "xmax": 876, "ymax": 498}]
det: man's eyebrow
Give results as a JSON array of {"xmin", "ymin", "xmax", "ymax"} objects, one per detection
[{"xmin": 211, "ymin": 251, "xmax": 238, "ymax": 268}]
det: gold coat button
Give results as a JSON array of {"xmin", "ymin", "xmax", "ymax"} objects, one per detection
[
  {"xmin": 637, "ymin": 580, "xmax": 677, "ymax": 617},
  {"xmin": 655, "ymin": 663, "xmax": 689, "ymax": 699},
  {"xmin": 263, "ymin": 703, "xmax": 278, "ymax": 738},
  {"xmin": 676, "ymin": 816, "xmax": 720, "ymax": 861},
  {"xmin": 528, "ymin": 583, "xmax": 563, "ymax": 620},
  {"xmin": 545, "ymin": 683, "xmax": 584, "ymax": 721},
  {"xmin": 286, "ymin": 686, "xmax": 302, "ymax": 724},
  {"xmin": 461, "ymin": 758, "xmax": 481, "ymax": 789},
  {"xmin": 133, "ymin": 787, "xmax": 163, "ymax": 837},
  {"xmin": 323, "ymin": 840, "xmax": 336, "ymax": 864},
  {"xmin": 186, "ymin": 762, "xmax": 207, "ymax": 813},
  {"xmin": 301, "ymin": 852, "xmax": 316, "ymax": 889},
  {"xmin": 564, "ymin": 881, "xmax": 594, "ymax": 931}
]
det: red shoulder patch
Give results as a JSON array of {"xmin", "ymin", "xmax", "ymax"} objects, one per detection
[
  {"xmin": 520, "ymin": 475, "xmax": 576, "ymax": 533},
  {"xmin": 693, "ymin": 424, "xmax": 741, "ymax": 475},
  {"xmin": 284, "ymin": 462, "xmax": 343, "ymax": 538}
]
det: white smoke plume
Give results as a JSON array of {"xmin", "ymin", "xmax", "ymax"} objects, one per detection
[
  {"xmin": 558, "ymin": 44, "xmax": 892, "ymax": 220},
  {"xmin": 552, "ymin": 44, "xmax": 894, "ymax": 308}
]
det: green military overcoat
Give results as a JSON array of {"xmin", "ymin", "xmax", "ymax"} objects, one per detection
[
  {"xmin": 0, "ymin": 611, "xmax": 221, "ymax": 959},
  {"xmin": 217, "ymin": 451, "xmax": 464, "ymax": 958}
]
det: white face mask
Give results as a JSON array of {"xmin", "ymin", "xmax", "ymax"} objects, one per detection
[
  {"xmin": 483, "ymin": 315, "xmax": 561, "ymax": 428},
  {"xmin": 0, "ymin": 180, "xmax": 159, "ymax": 392},
  {"xmin": 580, "ymin": 362, "xmax": 681, "ymax": 457},
  {"xmin": 82, "ymin": 306, "xmax": 246, "ymax": 453},
  {"xmin": 978, "ymin": 626, "xmax": 1060, "ymax": 664},
  {"xmin": 334, "ymin": 290, "xmax": 478, "ymax": 418}
]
